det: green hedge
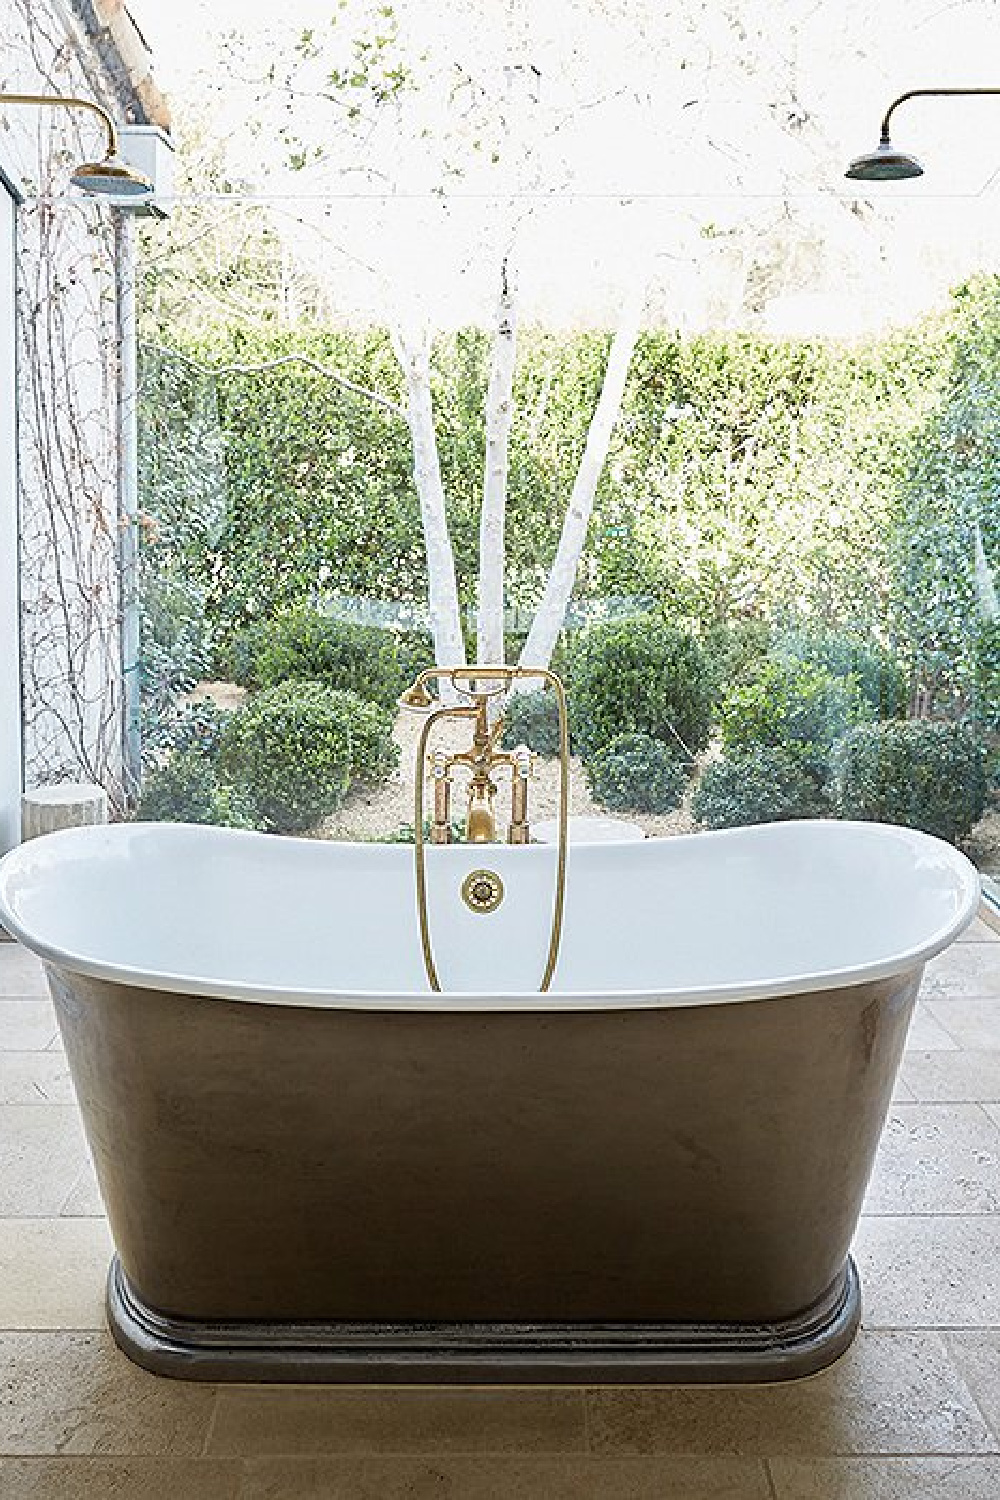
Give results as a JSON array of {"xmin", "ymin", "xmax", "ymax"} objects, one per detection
[
  {"xmin": 219, "ymin": 681, "xmax": 397, "ymax": 833},
  {"xmin": 692, "ymin": 747, "xmax": 830, "ymax": 830},
  {"xmin": 501, "ymin": 689, "xmax": 564, "ymax": 757},
  {"xmin": 719, "ymin": 657, "xmax": 868, "ymax": 765},
  {"xmin": 568, "ymin": 615, "xmax": 712, "ymax": 757},
  {"xmin": 584, "ymin": 733, "xmax": 689, "ymax": 815},
  {"xmin": 251, "ymin": 608, "xmax": 405, "ymax": 709},
  {"xmin": 831, "ymin": 719, "xmax": 988, "ymax": 844}
]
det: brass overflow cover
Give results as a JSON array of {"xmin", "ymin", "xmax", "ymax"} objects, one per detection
[{"xmin": 462, "ymin": 869, "xmax": 504, "ymax": 914}]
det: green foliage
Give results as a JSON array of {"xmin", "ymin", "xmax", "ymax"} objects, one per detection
[
  {"xmin": 894, "ymin": 275, "xmax": 1000, "ymax": 714},
  {"xmin": 219, "ymin": 620, "xmax": 272, "ymax": 690},
  {"xmin": 136, "ymin": 748, "xmax": 259, "ymax": 829},
  {"xmin": 973, "ymin": 620, "xmax": 1000, "ymax": 734},
  {"xmin": 700, "ymin": 617, "xmax": 773, "ymax": 709},
  {"xmin": 691, "ymin": 747, "xmax": 830, "ymax": 830},
  {"xmin": 140, "ymin": 318, "xmax": 945, "ymax": 677},
  {"xmin": 584, "ymin": 733, "xmax": 689, "ymax": 815},
  {"xmin": 254, "ymin": 608, "xmax": 404, "ymax": 709},
  {"xmin": 831, "ymin": 720, "xmax": 988, "ymax": 845},
  {"xmin": 774, "ymin": 624, "xmax": 908, "ymax": 720},
  {"xmin": 719, "ymin": 657, "xmax": 869, "ymax": 765},
  {"xmin": 219, "ymin": 681, "xmax": 394, "ymax": 833},
  {"xmin": 147, "ymin": 698, "xmax": 233, "ymax": 761},
  {"xmin": 343, "ymin": 695, "xmax": 400, "ymax": 783},
  {"xmin": 139, "ymin": 577, "xmax": 214, "ymax": 745},
  {"xmin": 568, "ymin": 614, "xmax": 712, "ymax": 757},
  {"xmin": 501, "ymin": 689, "xmax": 563, "ymax": 757}
]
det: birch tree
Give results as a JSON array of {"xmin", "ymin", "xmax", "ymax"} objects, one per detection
[{"xmin": 158, "ymin": 0, "xmax": 893, "ymax": 673}]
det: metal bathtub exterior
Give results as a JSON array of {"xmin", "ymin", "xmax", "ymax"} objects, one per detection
[{"xmin": 46, "ymin": 960, "xmax": 918, "ymax": 1383}]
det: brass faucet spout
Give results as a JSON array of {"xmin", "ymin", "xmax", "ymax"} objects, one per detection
[{"xmin": 402, "ymin": 665, "xmax": 571, "ymax": 993}]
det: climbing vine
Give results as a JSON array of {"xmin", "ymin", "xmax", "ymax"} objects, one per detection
[{"xmin": 8, "ymin": 0, "xmax": 127, "ymax": 810}]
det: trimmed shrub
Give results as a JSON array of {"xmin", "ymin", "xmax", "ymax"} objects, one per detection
[
  {"xmin": 136, "ymin": 749, "xmax": 258, "ymax": 829},
  {"xmin": 719, "ymin": 658, "xmax": 868, "ymax": 765},
  {"xmin": 222, "ymin": 620, "xmax": 272, "ymax": 690},
  {"xmin": 219, "ymin": 681, "xmax": 376, "ymax": 833},
  {"xmin": 253, "ymin": 608, "xmax": 404, "ymax": 709},
  {"xmin": 568, "ymin": 615, "xmax": 712, "ymax": 758},
  {"xmin": 691, "ymin": 746, "xmax": 830, "ymax": 830},
  {"xmin": 394, "ymin": 629, "xmax": 435, "ymax": 697},
  {"xmin": 701, "ymin": 618, "xmax": 773, "ymax": 710},
  {"xmin": 501, "ymin": 689, "xmax": 563, "ymax": 757},
  {"xmin": 775, "ymin": 625, "xmax": 908, "ymax": 720},
  {"xmin": 342, "ymin": 694, "xmax": 400, "ymax": 783},
  {"xmin": 148, "ymin": 698, "xmax": 233, "ymax": 761},
  {"xmin": 973, "ymin": 621, "xmax": 1000, "ymax": 733},
  {"xmin": 584, "ymin": 733, "xmax": 689, "ymax": 814},
  {"xmin": 831, "ymin": 719, "xmax": 988, "ymax": 844}
]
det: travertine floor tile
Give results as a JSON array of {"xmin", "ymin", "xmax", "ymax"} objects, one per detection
[
  {"xmin": 946, "ymin": 1332, "xmax": 1000, "ymax": 1442},
  {"xmin": 921, "ymin": 945, "xmax": 1000, "ymax": 999},
  {"xmin": 901, "ymin": 1050, "xmax": 1000, "ymax": 1103},
  {"xmin": 239, "ymin": 1454, "xmax": 771, "ymax": 1499},
  {"xmin": 59, "ymin": 1159, "xmax": 105, "ymax": 1217},
  {"xmin": 958, "ymin": 917, "xmax": 999, "ymax": 943},
  {"xmin": 585, "ymin": 1331, "xmax": 995, "ymax": 1455},
  {"xmin": 0, "ymin": 1218, "xmax": 112, "ymax": 1329},
  {"xmin": 209, "ymin": 1388, "xmax": 586, "ymax": 1457},
  {"xmin": 0, "ymin": 1051, "xmax": 75, "ymax": 1106},
  {"xmin": 0, "ymin": 1332, "xmax": 217, "ymax": 1455},
  {"xmin": 903, "ymin": 1005, "xmax": 959, "ymax": 1052},
  {"xmin": 863, "ymin": 1104, "xmax": 1000, "ymax": 1214},
  {"xmin": 0, "ymin": 1106, "xmax": 91, "ymax": 1216},
  {"xmin": 0, "ymin": 1457, "xmax": 242, "ymax": 1498},
  {"xmin": 925, "ymin": 1001, "xmax": 1000, "ymax": 1051},
  {"xmin": 769, "ymin": 1456, "xmax": 1000, "ymax": 1499},
  {"xmin": 853, "ymin": 1215, "xmax": 1000, "ymax": 1326},
  {"xmin": 0, "ymin": 949, "xmax": 47, "ymax": 999},
  {"xmin": 0, "ymin": 1002, "xmax": 58, "ymax": 1053}
]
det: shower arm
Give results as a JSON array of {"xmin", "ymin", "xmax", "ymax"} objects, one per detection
[{"xmin": 877, "ymin": 86, "xmax": 1000, "ymax": 144}]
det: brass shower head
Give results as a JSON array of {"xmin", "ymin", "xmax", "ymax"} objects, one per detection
[{"xmin": 0, "ymin": 92, "xmax": 153, "ymax": 199}]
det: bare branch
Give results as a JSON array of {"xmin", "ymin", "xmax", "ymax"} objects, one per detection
[{"xmin": 144, "ymin": 343, "xmax": 407, "ymax": 420}]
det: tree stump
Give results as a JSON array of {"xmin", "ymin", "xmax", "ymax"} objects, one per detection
[{"xmin": 21, "ymin": 783, "xmax": 108, "ymax": 841}]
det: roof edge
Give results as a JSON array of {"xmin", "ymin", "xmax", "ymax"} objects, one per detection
[{"xmin": 65, "ymin": 0, "xmax": 171, "ymax": 130}]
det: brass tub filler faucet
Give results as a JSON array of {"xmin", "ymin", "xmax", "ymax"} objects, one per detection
[{"xmin": 398, "ymin": 665, "xmax": 571, "ymax": 992}]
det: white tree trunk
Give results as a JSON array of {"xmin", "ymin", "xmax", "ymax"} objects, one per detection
[
  {"xmin": 519, "ymin": 275, "xmax": 648, "ymax": 674},
  {"xmin": 392, "ymin": 326, "xmax": 466, "ymax": 672},
  {"xmin": 477, "ymin": 255, "xmax": 518, "ymax": 666}
]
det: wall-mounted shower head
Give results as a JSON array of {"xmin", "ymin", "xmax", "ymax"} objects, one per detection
[
  {"xmin": 845, "ymin": 136, "xmax": 923, "ymax": 182},
  {"xmin": 69, "ymin": 155, "xmax": 154, "ymax": 198},
  {"xmin": 0, "ymin": 92, "xmax": 153, "ymax": 199},
  {"xmin": 845, "ymin": 86, "xmax": 1000, "ymax": 184}
]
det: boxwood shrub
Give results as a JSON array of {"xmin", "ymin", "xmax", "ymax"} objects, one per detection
[
  {"xmin": 831, "ymin": 719, "xmax": 988, "ymax": 844},
  {"xmin": 719, "ymin": 657, "xmax": 868, "ymax": 766},
  {"xmin": 252, "ymin": 608, "xmax": 404, "ymax": 709},
  {"xmin": 691, "ymin": 746, "xmax": 830, "ymax": 830},
  {"xmin": 584, "ymin": 733, "xmax": 689, "ymax": 815},
  {"xmin": 136, "ymin": 748, "xmax": 259, "ymax": 829},
  {"xmin": 568, "ymin": 615, "xmax": 712, "ymax": 758},
  {"xmin": 774, "ymin": 624, "xmax": 908, "ymax": 720},
  {"xmin": 501, "ymin": 688, "xmax": 564, "ymax": 757},
  {"xmin": 219, "ymin": 681, "xmax": 396, "ymax": 833}
]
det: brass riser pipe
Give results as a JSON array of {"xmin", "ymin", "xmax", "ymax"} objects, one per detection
[{"xmin": 410, "ymin": 667, "xmax": 570, "ymax": 993}]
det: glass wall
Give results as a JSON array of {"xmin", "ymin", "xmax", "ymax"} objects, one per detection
[{"xmin": 132, "ymin": 3, "xmax": 1000, "ymax": 869}]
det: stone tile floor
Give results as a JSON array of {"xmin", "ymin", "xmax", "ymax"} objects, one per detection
[{"xmin": 2, "ymin": 924, "xmax": 1000, "ymax": 1498}]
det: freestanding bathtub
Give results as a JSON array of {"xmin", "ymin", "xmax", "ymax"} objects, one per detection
[{"xmin": 0, "ymin": 817, "xmax": 980, "ymax": 1384}]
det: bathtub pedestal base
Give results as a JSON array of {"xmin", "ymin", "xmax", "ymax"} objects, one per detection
[{"xmin": 107, "ymin": 1256, "xmax": 861, "ymax": 1386}]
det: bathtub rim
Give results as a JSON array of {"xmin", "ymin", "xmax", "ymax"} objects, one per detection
[
  {"xmin": 0, "ymin": 817, "xmax": 981, "ymax": 1012},
  {"xmin": 106, "ymin": 1252, "xmax": 862, "ymax": 1385}
]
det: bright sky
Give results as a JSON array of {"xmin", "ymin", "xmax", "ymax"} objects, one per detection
[{"xmin": 131, "ymin": 0, "xmax": 1000, "ymax": 332}]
